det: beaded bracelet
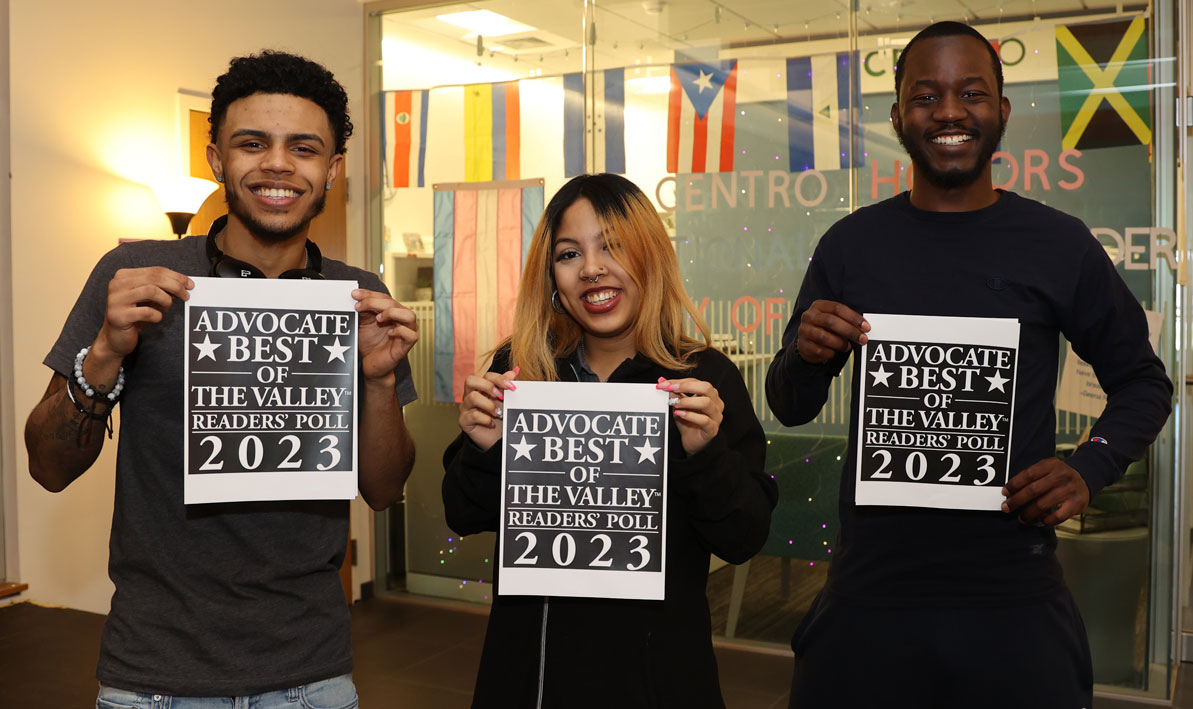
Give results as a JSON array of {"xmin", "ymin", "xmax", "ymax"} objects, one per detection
[
  {"xmin": 73, "ymin": 346, "xmax": 125, "ymax": 402},
  {"xmin": 63, "ymin": 373, "xmax": 115, "ymax": 443}
]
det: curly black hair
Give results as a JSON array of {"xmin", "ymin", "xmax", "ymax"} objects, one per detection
[{"xmin": 209, "ymin": 50, "xmax": 353, "ymax": 155}]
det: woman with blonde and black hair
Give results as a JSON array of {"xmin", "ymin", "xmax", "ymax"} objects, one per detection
[{"xmin": 442, "ymin": 173, "xmax": 777, "ymax": 708}]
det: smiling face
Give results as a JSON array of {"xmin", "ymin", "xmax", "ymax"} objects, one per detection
[
  {"xmin": 892, "ymin": 34, "xmax": 1010, "ymax": 200},
  {"xmin": 207, "ymin": 92, "xmax": 342, "ymax": 243},
  {"xmin": 551, "ymin": 197, "xmax": 641, "ymax": 352}
]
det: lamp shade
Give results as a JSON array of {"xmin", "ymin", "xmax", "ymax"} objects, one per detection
[{"xmin": 150, "ymin": 176, "xmax": 220, "ymax": 214}]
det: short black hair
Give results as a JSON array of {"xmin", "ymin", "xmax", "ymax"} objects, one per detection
[
  {"xmin": 894, "ymin": 21, "xmax": 1004, "ymax": 98},
  {"xmin": 209, "ymin": 50, "xmax": 353, "ymax": 155}
]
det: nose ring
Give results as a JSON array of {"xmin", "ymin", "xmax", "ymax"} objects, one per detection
[{"xmin": 582, "ymin": 274, "xmax": 602, "ymax": 283}]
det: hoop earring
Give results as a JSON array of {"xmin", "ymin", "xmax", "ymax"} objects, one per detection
[{"xmin": 551, "ymin": 290, "xmax": 565, "ymax": 314}]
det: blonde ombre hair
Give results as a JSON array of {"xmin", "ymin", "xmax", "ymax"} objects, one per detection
[{"xmin": 507, "ymin": 174, "xmax": 710, "ymax": 381}]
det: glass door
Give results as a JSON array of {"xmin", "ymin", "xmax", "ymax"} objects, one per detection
[{"xmin": 366, "ymin": 0, "xmax": 1186, "ymax": 700}]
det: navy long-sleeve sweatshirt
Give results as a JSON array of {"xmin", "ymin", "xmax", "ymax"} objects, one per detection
[{"xmin": 766, "ymin": 190, "xmax": 1173, "ymax": 605}]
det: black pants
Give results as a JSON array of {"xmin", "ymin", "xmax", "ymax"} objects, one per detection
[{"xmin": 788, "ymin": 590, "xmax": 1093, "ymax": 709}]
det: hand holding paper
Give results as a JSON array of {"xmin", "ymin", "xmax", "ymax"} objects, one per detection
[
  {"xmin": 796, "ymin": 299, "xmax": 870, "ymax": 364},
  {"xmin": 353, "ymin": 289, "xmax": 418, "ymax": 380},
  {"xmin": 460, "ymin": 367, "xmax": 519, "ymax": 451},
  {"xmin": 658, "ymin": 377, "xmax": 723, "ymax": 455},
  {"xmin": 1001, "ymin": 457, "xmax": 1090, "ymax": 526},
  {"xmin": 98, "ymin": 267, "xmax": 194, "ymax": 359}
]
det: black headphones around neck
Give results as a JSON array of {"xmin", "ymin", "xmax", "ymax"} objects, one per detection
[{"xmin": 205, "ymin": 216, "xmax": 324, "ymax": 280}]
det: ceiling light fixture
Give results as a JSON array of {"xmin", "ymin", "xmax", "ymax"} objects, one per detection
[{"xmin": 436, "ymin": 10, "xmax": 534, "ymax": 38}]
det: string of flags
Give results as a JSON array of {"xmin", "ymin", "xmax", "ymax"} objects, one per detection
[
  {"xmin": 381, "ymin": 19, "xmax": 1152, "ymax": 187},
  {"xmin": 381, "ymin": 53, "xmax": 871, "ymax": 185}
]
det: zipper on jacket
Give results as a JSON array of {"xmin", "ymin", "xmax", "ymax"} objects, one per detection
[{"xmin": 536, "ymin": 598, "xmax": 549, "ymax": 708}]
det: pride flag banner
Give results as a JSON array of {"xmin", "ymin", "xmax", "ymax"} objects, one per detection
[{"xmin": 433, "ymin": 179, "xmax": 545, "ymax": 402}]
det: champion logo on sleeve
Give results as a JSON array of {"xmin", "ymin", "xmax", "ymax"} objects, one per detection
[{"xmin": 1090, "ymin": 437, "xmax": 1108, "ymax": 445}]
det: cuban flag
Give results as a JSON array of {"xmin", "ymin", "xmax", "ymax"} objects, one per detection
[
  {"xmin": 666, "ymin": 60, "xmax": 738, "ymax": 174},
  {"xmin": 433, "ymin": 181, "xmax": 545, "ymax": 403},
  {"xmin": 383, "ymin": 90, "xmax": 429, "ymax": 188},
  {"xmin": 786, "ymin": 52, "xmax": 864, "ymax": 172},
  {"xmin": 464, "ymin": 81, "xmax": 521, "ymax": 182},
  {"xmin": 563, "ymin": 69, "xmax": 626, "ymax": 176}
]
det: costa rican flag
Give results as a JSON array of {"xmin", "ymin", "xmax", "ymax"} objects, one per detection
[
  {"xmin": 383, "ymin": 90, "xmax": 428, "ymax": 188},
  {"xmin": 666, "ymin": 60, "xmax": 738, "ymax": 174}
]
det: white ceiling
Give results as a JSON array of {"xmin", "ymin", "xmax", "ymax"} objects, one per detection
[{"xmin": 382, "ymin": 0, "xmax": 1144, "ymax": 78}]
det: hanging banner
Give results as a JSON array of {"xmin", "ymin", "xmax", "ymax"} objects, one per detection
[
  {"xmin": 184, "ymin": 278, "xmax": 359, "ymax": 504},
  {"xmin": 856, "ymin": 314, "xmax": 1020, "ymax": 511},
  {"xmin": 499, "ymin": 381, "xmax": 669, "ymax": 600}
]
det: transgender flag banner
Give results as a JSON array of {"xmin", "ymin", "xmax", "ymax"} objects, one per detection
[{"xmin": 433, "ymin": 179, "xmax": 545, "ymax": 403}]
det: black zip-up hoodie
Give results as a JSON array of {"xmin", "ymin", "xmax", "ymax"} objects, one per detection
[{"xmin": 443, "ymin": 345, "xmax": 778, "ymax": 708}]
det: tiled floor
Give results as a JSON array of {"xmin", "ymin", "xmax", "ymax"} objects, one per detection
[{"xmin": 4, "ymin": 595, "xmax": 1193, "ymax": 708}]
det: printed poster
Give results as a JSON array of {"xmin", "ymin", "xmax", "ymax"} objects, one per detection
[
  {"xmin": 856, "ymin": 314, "xmax": 1020, "ymax": 511},
  {"xmin": 1056, "ymin": 309, "xmax": 1163, "ymax": 417},
  {"xmin": 184, "ymin": 277, "xmax": 359, "ymax": 504},
  {"xmin": 499, "ymin": 381, "xmax": 669, "ymax": 600}
]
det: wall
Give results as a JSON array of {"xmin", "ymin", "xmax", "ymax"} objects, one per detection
[
  {"xmin": 0, "ymin": 0, "xmax": 15, "ymax": 584},
  {"xmin": 7, "ymin": 0, "xmax": 368, "ymax": 613}
]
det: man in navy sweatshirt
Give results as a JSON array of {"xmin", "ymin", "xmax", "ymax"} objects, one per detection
[{"xmin": 766, "ymin": 21, "xmax": 1172, "ymax": 709}]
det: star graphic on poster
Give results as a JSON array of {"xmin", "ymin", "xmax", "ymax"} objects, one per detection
[
  {"xmin": 870, "ymin": 365, "xmax": 893, "ymax": 387},
  {"xmin": 192, "ymin": 334, "xmax": 221, "ymax": 361},
  {"xmin": 634, "ymin": 440, "xmax": 660, "ymax": 464},
  {"xmin": 323, "ymin": 337, "xmax": 350, "ymax": 363},
  {"xmin": 691, "ymin": 70, "xmax": 714, "ymax": 93},
  {"xmin": 511, "ymin": 435, "xmax": 537, "ymax": 461},
  {"xmin": 985, "ymin": 371, "xmax": 1009, "ymax": 393}
]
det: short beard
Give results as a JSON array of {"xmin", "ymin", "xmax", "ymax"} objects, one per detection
[
  {"xmin": 225, "ymin": 186, "xmax": 327, "ymax": 243},
  {"xmin": 897, "ymin": 116, "xmax": 1007, "ymax": 190}
]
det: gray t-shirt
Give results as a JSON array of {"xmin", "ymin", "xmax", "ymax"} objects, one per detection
[{"xmin": 45, "ymin": 235, "xmax": 417, "ymax": 696}]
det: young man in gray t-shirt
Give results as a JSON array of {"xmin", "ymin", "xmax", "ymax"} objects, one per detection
[{"xmin": 25, "ymin": 51, "xmax": 417, "ymax": 707}]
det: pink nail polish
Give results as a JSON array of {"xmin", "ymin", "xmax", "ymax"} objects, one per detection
[
  {"xmin": 674, "ymin": 409, "xmax": 687, "ymax": 418},
  {"xmin": 496, "ymin": 391, "xmax": 504, "ymax": 400}
]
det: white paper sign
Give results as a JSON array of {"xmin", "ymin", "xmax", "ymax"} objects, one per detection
[
  {"xmin": 1056, "ymin": 309, "xmax": 1163, "ymax": 418},
  {"xmin": 184, "ymin": 277, "xmax": 359, "ymax": 504},
  {"xmin": 499, "ymin": 381, "xmax": 669, "ymax": 600},
  {"xmin": 856, "ymin": 314, "xmax": 1020, "ymax": 511}
]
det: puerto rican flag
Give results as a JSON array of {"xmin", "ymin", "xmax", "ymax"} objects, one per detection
[{"xmin": 666, "ymin": 60, "xmax": 738, "ymax": 173}]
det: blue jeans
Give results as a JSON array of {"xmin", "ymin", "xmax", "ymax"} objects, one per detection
[{"xmin": 96, "ymin": 673, "xmax": 358, "ymax": 709}]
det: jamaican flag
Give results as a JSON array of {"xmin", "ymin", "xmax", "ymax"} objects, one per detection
[{"xmin": 1055, "ymin": 17, "xmax": 1151, "ymax": 151}]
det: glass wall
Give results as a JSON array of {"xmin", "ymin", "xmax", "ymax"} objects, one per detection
[{"xmin": 368, "ymin": 0, "xmax": 1183, "ymax": 699}]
